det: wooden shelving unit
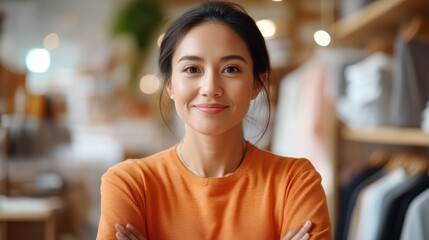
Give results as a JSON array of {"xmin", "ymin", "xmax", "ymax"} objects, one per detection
[
  {"xmin": 329, "ymin": 0, "xmax": 429, "ymax": 234},
  {"xmin": 332, "ymin": 0, "xmax": 429, "ymax": 148},
  {"xmin": 342, "ymin": 125, "xmax": 429, "ymax": 147},
  {"xmin": 332, "ymin": 0, "xmax": 429, "ymax": 45}
]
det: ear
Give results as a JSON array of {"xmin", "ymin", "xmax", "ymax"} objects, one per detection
[
  {"xmin": 251, "ymin": 73, "xmax": 267, "ymax": 99},
  {"xmin": 251, "ymin": 85, "xmax": 261, "ymax": 100}
]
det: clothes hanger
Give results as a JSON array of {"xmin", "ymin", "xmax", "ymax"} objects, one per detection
[
  {"xmin": 407, "ymin": 154, "xmax": 429, "ymax": 176},
  {"xmin": 383, "ymin": 153, "xmax": 403, "ymax": 173},
  {"xmin": 386, "ymin": 152, "xmax": 429, "ymax": 176},
  {"xmin": 400, "ymin": 16, "xmax": 429, "ymax": 44},
  {"xmin": 368, "ymin": 150, "xmax": 391, "ymax": 167}
]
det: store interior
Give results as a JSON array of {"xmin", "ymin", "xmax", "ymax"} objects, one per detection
[{"xmin": 1, "ymin": 0, "xmax": 429, "ymax": 239}]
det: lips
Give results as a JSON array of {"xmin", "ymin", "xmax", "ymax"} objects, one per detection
[{"xmin": 194, "ymin": 103, "xmax": 228, "ymax": 114}]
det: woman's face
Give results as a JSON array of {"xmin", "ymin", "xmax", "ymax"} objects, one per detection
[{"xmin": 168, "ymin": 22, "xmax": 259, "ymax": 136}]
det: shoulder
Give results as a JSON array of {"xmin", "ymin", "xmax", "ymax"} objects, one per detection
[
  {"xmin": 249, "ymin": 145, "xmax": 316, "ymax": 173},
  {"xmin": 102, "ymin": 146, "xmax": 176, "ymax": 182},
  {"xmin": 246, "ymin": 145, "xmax": 322, "ymax": 185}
]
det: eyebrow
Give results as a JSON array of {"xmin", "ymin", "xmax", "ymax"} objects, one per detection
[
  {"xmin": 176, "ymin": 55, "xmax": 247, "ymax": 63},
  {"xmin": 221, "ymin": 55, "xmax": 247, "ymax": 63}
]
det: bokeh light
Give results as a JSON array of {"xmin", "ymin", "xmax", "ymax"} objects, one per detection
[
  {"xmin": 314, "ymin": 30, "xmax": 331, "ymax": 47},
  {"xmin": 139, "ymin": 74, "xmax": 160, "ymax": 94},
  {"xmin": 25, "ymin": 48, "xmax": 51, "ymax": 73},
  {"xmin": 256, "ymin": 19, "xmax": 276, "ymax": 38}
]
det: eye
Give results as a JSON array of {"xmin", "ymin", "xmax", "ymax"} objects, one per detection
[
  {"xmin": 223, "ymin": 66, "xmax": 240, "ymax": 74},
  {"xmin": 183, "ymin": 66, "xmax": 200, "ymax": 74}
]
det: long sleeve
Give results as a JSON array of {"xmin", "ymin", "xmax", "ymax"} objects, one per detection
[
  {"xmin": 97, "ymin": 161, "xmax": 147, "ymax": 240},
  {"xmin": 281, "ymin": 160, "xmax": 332, "ymax": 239},
  {"xmin": 96, "ymin": 145, "xmax": 332, "ymax": 240}
]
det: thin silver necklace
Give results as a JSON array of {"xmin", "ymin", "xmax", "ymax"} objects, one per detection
[{"xmin": 178, "ymin": 140, "xmax": 247, "ymax": 177}]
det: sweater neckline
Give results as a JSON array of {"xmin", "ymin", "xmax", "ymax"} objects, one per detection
[{"xmin": 171, "ymin": 141, "xmax": 254, "ymax": 186}]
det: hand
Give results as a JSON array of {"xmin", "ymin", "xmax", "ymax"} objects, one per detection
[
  {"xmin": 281, "ymin": 220, "xmax": 312, "ymax": 240},
  {"xmin": 115, "ymin": 223, "xmax": 146, "ymax": 240},
  {"xmin": 113, "ymin": 220, "xmax": 311, "ymax": 240}
]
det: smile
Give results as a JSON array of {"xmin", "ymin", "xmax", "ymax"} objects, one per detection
[{"xmin": 194, "ymin": 103, "xmax": 229, "ymax": 114}]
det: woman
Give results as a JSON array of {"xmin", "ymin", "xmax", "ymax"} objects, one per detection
[{"xmin": 97, "ymin": 1, "xmax": 332, "ymax": 239}]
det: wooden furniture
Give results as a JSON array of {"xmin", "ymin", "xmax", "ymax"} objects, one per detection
[
  {"xmin": 342, "ymin": 126, "xmax": 429, "ymax": 147},
  {"xmin": 331, "ymin": 0, "xmax": 429, "ymax": 230},
  {"xmin": 332, "ymin": 0, "xmax": 429, "ymax": 47},
  {"xmin": 0, "ymin": 197, "xmax": 62, "ymax": 240},
  {"xmin": 331, "ymin": 0, "xmax": 429, "ymax": 149}
]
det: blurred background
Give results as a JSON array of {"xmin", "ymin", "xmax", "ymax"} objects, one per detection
[{"xmin": 0, "ymin": 0, "xmax": 428, "ymax": 239}]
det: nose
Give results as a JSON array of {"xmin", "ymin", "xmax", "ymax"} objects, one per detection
[{"xmin": 200, "ymin": 71, "xmax": 223, "ymax": 97}]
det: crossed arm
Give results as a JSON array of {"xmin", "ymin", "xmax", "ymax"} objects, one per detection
[{"xmin": 114, "ymin": 220, "xmax": 313, "ymax": 240}]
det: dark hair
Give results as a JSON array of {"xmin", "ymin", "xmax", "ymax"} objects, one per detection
[{"xmin": 158, "ymin": 1, "xmax": 271, "ymax": 142}]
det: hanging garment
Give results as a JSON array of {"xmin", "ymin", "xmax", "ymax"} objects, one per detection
[
  {"xmin": 351, "ymin": 168, "xmax": 408, "ymax": 240},
  {"xmin": 378, "ymin": 174, "xmax": 429, "ymax": 240},
  {"xmin": 400, "ymin": 188, "xmax": 429, "ymax": 240},
  {"xmin": 389, "ymin": 38, "xmax": 429, "ymax": 127},
  {"xmin": 376, "ymin": 173, "xmax": 427, "ymax": 240},
  {"xmin": 335, "ymin": 165, "xmax": 383, "ymax": 240}
]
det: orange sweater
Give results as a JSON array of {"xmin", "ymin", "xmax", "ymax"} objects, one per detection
[{"xmin": 97, "ymin": 143, "xmax": 331, "ymax": 239}]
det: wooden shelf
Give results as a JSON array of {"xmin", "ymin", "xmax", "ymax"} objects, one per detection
[
  {"xmin": 342, "ymin": 125, "xmax": 429, "ymax": 147},
  {"xmin": 0, "ymin": 197, "xmax": 62, "ymax": 240},
  {"xmin": 332, "ymin": 0, "xmax": 429, "ymax": 45}
]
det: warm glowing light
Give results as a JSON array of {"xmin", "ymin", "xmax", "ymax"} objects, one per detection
[
  {"xmin": 157, "ymin": 33, "xmax": 165, "ymax": 47},
  {"xmin": 314, "ymin": 30, "xmax": 331, "ymax": 47},
  {"xmin": 256, "ymin": 19, "xmax": 276, "ymax": 38},
  {"xmin": 26, "ymin": 48, "xmax": 50, "ymax": 73},
  {"xmin": 272, "ymin": 0, "xmax": 283, "ymax": 2},
  {"xmin": 139, "ymin": 74, "xmax": 160, "ymax": 94},
  {"xmin": 44, "ymin": 33, "xmax": 60, "ymax": 50}
]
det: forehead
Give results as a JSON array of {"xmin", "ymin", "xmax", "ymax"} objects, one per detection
[{"xmin": 173, "ymin": 22, "xmax": 252, "ymax": 62}]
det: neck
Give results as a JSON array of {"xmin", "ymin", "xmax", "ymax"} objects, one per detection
[{"xmin": 178, "ymin": 135, "xmax": 247, "ymax": 178}]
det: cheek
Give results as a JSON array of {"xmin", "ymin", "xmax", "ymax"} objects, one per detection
[
  {"xmin": 171, "ymin": 79, "xmax": 185, "ymax": 96},
  {"xmin": 236, "ymin": 80, "xmax": 255, "ymax": 99},
  {"xmin": 171, "ymin": 78, "xmax": 195, "ymax": 103},
  {"xmin": 170, "ymin": 72, "xmax": 183, "ymax": 95}
]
